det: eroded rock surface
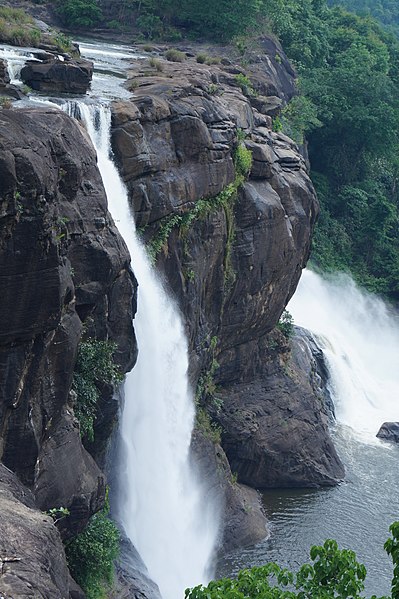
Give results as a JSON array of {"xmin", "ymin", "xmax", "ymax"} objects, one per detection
[
  {"xmin": 377, "ymin": 422, "xmax": 399, "ymax": 444},
  {"xmin": 215, "ymin": 329, "xmax": 344, "ymax": 488},
  {"xmin": 110, "ymin": 46, "xmax": 339, "ymax": 493},
  {"xmin": 21, "ymin": 57, "xmax": 93, "ymax": 93},
  {"xmin": 0, "ymin": 464, "xmax": 71, "ymax": 598},
  {"xmin": 0, "ymin": 107, "xmax": 136, "ymax": 536}
]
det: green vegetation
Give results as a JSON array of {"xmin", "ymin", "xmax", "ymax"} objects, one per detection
[
  {"xmin": 235, "ymin": 73, "xmax": 257, "ymax": 97},
  {"xmin": 149, "ymin": 56, "xmax": 163, "ymax": 71},
  {"xmin": 146, "ymin": 143, "xmax": 252, "ymax": 281},
  {"xmin": 195, "ymin": 406, "xmax": 222, "ymax": 443},
  {"xmin": 276, "ymin": 310, "xmax": 294, "ymax": 338},
  {"xmin": 328, "ymin": 0, "xmax": 399, "ymax": 37},
  {"xmin": 55, "ymin": 0, "xmax": 102, "ymax": 28},
  {"xmin": 186, "ymin": 522, "xmax": 399, "ymax": 599},
  {"xmin": 263, "ymin": 0, "xmax": 399, "ymax": 299},
  {"xmin": 0, "ymin": 7, "xmax": 42, "ymax": 46},
  {"xmin": 72, "ymin": 339, "xmax": 123, "ymax": 442},
  {"xmin": 164, "ymin": 48, "xmax": 186, "ymax": 62},
  {"xmin": 66, "ymin": 494, "xmax": 120, "ymax": 599}
]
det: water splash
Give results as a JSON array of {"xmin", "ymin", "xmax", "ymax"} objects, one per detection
[
  {"xmin": 288, "ymin": 269, "xmax": 399, "ymax": 442},
  {"xmin": 0, "ymin": 44, "xmax": 37, "ymax": 85},
  {"xmin": 68, "ymin": 102, "xmax": 219, "ymax": 599}
]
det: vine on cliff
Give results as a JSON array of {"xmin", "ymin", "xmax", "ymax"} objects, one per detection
[
  {"xmin": 72, "ymin": 339, "xmax": 123, "ymax": 441},
  {"xmin": 145, "ymin": 142, "xmax": 252, "ymax": 287}
]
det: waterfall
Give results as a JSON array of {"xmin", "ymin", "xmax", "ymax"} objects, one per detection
[
  {"xmin": 288, "ymin": 269, "xmax": 399, "ymax": 442},
  {"xmin": 0, "ymin": 46, "xmax": 37, "ymax": 85},
  {"xmin": 69, "ymin": 102, "xmax": 219, "ymax": 599}
]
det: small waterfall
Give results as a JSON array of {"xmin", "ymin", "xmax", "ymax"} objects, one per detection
[
  {"xmin": 288, "ymin": 269, "xmax": 399, "ymax": 442},
  {"xmin": 0, "ymin": 46, "xmax": 37, "ymax": 85},
  {"xmin": 68, "ymin": 102, "xmax": 219, "ymax": 599}
]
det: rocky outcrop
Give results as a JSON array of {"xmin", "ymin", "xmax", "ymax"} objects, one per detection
[
  {"xmin": 111, "ymin": 535, "xmax": 162, "ymax": 599},
  {"xmin": 0, "ymin": 58, "xmax": 25, "ymax": 100},
  {"xmin": 377, "ymin": 422, "xmax": 399, "ymax": 443},
  {"xmin": 0, "ymin": 464, "xmax": 71, "ymax": 598},
  {"xmin": 192, "ymin": 430, "xmax": 268, "ymax": 553},
  {"xmin": 0, "ymin": 106, "xmax": 136, "ymax": 540},
  {"xmin": 109, "ymin": 48, "xmax": 340, "ymax": 492},
  {"xmin": 215, "ymin": 329, "xmax": 344, "ymax": 488},
  {"xmin": 21, "ymin": 57, "xmax": 93, "ymax": 94}
]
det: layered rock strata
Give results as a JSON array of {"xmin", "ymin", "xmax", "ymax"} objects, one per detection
[
  {"xmin": 0, "ymin": 106, "xmax": 136, "ymax": 595},
  {"xmin": 110, "ymin": 43, "xmax": 342, "ymax": 497}
]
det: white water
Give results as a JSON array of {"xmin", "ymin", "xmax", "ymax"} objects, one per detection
[
  {"xmin": 288, "ymin": 269, "xmax": 399, "ymax": 442},
  {"xmin": 0, "ymin": 44, "xmax": 38, "ymax": 85},
  {"xmin": 70, "ymin": 102, "xmax": 219, "ymax": 599}
]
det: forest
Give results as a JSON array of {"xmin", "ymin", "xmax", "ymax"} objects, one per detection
[{"xmin": 48, "ymin": 0, "xmax": 399, "ymax": 300}]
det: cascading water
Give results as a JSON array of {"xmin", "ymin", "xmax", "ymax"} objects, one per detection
[
  {"xmin": 288, "ymin": 269, "xmax": 399, "ymax": 442},
  {"xmin": 219, "ymin": 268, "xmax": 399, "ymax": 596},
  {"xmin": 0, "ymin": 44, "xmax": 38, "ymax": 85},
  {"xmin": 67, "ymin": 101, "xmax": 219, "ymax": 599}
]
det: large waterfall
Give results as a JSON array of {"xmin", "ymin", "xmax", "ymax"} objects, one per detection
[
  {"xmin": 73, "ymin": 103, "xmax": 219, "ymax": 599},
  {"xmin": 288, "ymin": 269, "xmax": 399, "ymax": 442}
]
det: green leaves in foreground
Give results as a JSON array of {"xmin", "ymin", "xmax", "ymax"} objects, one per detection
[{"xmin": 186, "ymin": 523, "xmax": 399, "ymax": 599}]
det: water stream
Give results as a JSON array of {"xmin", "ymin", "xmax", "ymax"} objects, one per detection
[
  {"xmin": 66, "ymin": 100, "xmax": 219, "ymax": 599},
  {"xmin": 0, "ymin": 42, "xmax": 219, "ymax": 599}
]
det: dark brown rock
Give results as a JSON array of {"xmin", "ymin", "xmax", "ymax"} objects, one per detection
[
  {"xmin": 191, "ymin": 430, "xmax": 268, "ymax": 552},
  {"xmin": 377, "ymin": 422, "xmax": 399, "ymax": 443},
  {"xmin": 0, "ymin": 464, "xmax": 70, "ymax": 598},
  {"xmin": 0, "ymin": 107, "xmax": 136, "ymax": 535},
  {"xmin": 110, "ymin": 535, "xmax": 162, "ymax": 599},
  {"xmin": 0, "ymin": 58, "xmax": 10, "ymax": 86},
  {"xmin": 20, "ymin": 57, "xmax": 93, "ymax": 94},
  {"xmin": 214, "ymin": 330, "xmax": 345, "ymax": 488}
]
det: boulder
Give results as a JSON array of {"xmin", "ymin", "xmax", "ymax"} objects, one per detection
[
  {"xmin": 20, "ymin": 58, "xmax": 93, "ymax": 94},
  {"xmin": 214, "ymin": 329, "xmax": 345, "ymax": 488},
  {"xmin": 377, "ymin": 422, "xmax": 399, "ymax": 443},
  {"xmin": 0, "ymin": 464, "xmax": 71, "ymax": 598},
  {"xmin": 0, "ymin": 58, "xmax": 10, "ymax": 86}
]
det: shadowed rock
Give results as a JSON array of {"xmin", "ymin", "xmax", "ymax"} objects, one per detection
[
  {"xmin": 21, "ymin": 57, "xmax": 93, "ymax": 94},
  {"xmin": 0, "ymin": 107, "xmax": 136, "ymax": 539},
  {"xmin": 377, "ymin": 422, "xmax": 399, "ymax": 444}
]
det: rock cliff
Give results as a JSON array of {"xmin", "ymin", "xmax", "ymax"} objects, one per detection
[
  {"xmin": 0, "ymin": 106, "xmax": 136, "ymax": 595},
  {"xmin": 110, "ymin": 42, "xmax": 343, "ymax": 500},
  {"xmin": 0, "ymin": 33, "xmax": 344, "ymax": 598}
]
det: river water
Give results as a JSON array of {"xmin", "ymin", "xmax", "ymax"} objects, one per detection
[
  {"xmin": 2, "ymin": 39, "xmax": 398, "ymax": 598},
  {"xmin": 219, "ymin": 270, "xmax": 399, "ymax": 596}
]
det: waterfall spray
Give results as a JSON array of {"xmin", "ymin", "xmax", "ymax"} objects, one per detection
[
  {"xmin": 69, "ymin": 102, "xmax": 219, "ymax": 599},
  {"xmin": 288, "ymin": 269, "xmax": 399, "ymax": 441}
]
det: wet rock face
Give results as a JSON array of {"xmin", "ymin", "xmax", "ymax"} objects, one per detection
[
  {"xmin": 377, "ymin": 422, "xmax": 399, "ymax": 443},
  {"xmin": 20, "ymin": 57, "xmax": 93, "ymax": 94},
  {"xmin": 111, "ymin": 49, "xmax": 318, "ymax": 376},
  {"xmin": 110, "ymin": 46, "xmax": 339, "ymax": 491},
  {"xmin": 0, "ymin": 464, "xmax": 71, "ymax": 598},
  {"xmin": 191, "ymin": 430, "xmax": 268, "ymax": 552},
  {"xmin": 215, "ymin": 330, "xmax": 345, "ymax": 488},
  {"xmin": 0, "ymin": 107, "xmax": 136, "ymax": 533}
]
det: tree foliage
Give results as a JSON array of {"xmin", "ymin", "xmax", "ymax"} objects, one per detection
[
  {"xmin": 186, "ymin": 523, "xmax": 399, "ymax": 599},
  {"xmin": 66, "ymin": 494, "xmax": 120, "ymax": 599},
  {"xmin": 263, "ymin": 0, "xmax": 399, "ymax": 299},
  {"xmin": 72, "ymin": 339, "xmax": 123, "ymax": 441}
]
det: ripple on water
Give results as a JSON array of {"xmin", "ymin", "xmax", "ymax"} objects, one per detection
[{"xmin": 218, "ymin": 428, "xmax": 399, "ymax": 596}]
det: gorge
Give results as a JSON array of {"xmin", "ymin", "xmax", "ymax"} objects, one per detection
[{"xmin": 0, "ymin": 26, "xmax": 397, "ymax": 599}]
